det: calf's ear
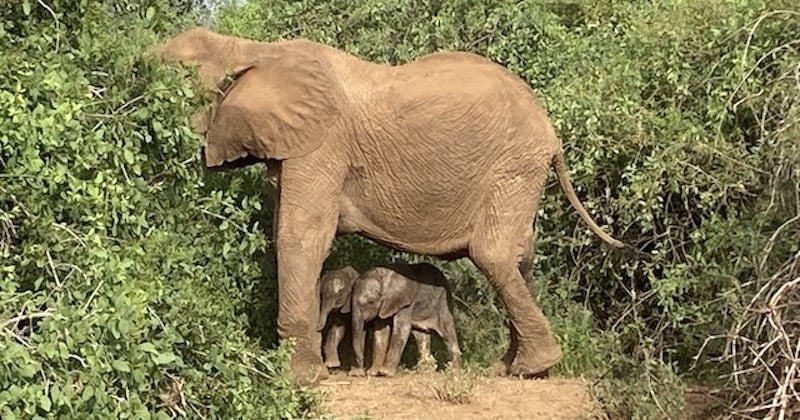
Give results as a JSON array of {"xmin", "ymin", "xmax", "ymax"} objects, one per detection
[{"xmin": 378, "ymin": 272, "xmax": 415, "ymax": 319}]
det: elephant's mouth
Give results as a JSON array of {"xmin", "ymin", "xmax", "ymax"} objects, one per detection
[{"xmin": 199, "ymin": 147, "xmax": 264, "ymax": 171}]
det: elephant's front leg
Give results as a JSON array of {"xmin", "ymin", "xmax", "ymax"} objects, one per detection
[
  {"xmin": 348, "ymin": 308, "xmax": 367, "ymax": 377},
  {"xmin": 274, "ymin": 164, "xmax": 343, "ymax": 386},
  {"xmin": 379, "ymin": 307, "xmax": 413, "ymax": 377},
  {"xmin": 367, "ymin": 318, "xmax": 391, "ymax": 376},
  {"xmin": 323, "ymin": 317, "xmax": 346, "ymax": 369}
]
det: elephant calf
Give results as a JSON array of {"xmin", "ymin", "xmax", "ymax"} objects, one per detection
[
  {"xmin": 317, "ymin": 266, "xmax": 361, "ymax": 369},
  {"xmin": 349, "ymin": 262, "xmax": 462, "ymax": 377}
]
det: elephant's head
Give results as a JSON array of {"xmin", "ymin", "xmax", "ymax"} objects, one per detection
[
  {"xmin": 147, "ymin": 26, "xmax": 342, "ymax": 169},
  {"xmin": 317, "ymin": 266, "xmax": 360, "ymax": 331},
  {"xmin": 353, "ymin": 267, "xmax": 417, "ymax": 322}
]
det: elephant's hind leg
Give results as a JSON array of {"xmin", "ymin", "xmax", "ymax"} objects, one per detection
[
  {"xmin": 495, "ymin": 220, "xmax": 535, "ymax": 376},
  {"xmin": 494, "ymin": 320, "xmax": 519, "ymax": 376},
  {"xmin": 468, "ymin": 173, "xmax": 562, "ymax": 378},
  {"xmin": 437, "ymin": 305, "xmax": 463, "ymax": 370},
  {"xmin": 411, "ymin": 330, "xmax": 437, "ymax": 372}
]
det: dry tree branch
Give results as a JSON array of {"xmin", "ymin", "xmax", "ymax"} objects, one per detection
[
  {"xmin": 716, "ymin": 251, "xmax": 800, "ymax": 419},
  {"xmin": 732, "ymin": 10, "xmax": 800, "ymax": 106},
  {"xmin": 758, "ymin": 214, "xmax": 800, "ymax": 277}
]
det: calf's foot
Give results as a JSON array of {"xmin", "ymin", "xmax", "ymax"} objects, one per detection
[
  {"xmin": 348, "ymin": 368, "xmax": 366, "ymax": 377},
  {"xmin": 324, "ymin": 357, "xmax": 341, "ymax": 369},
  {"xmin": 377, "ymin": 366, "xmax": 397, "ymax": 377}
]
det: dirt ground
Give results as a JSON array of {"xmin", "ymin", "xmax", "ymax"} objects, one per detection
[
  {"xmin": 317, "ymin": 370, "xmax": 726, "ymax": 420},
  {"xmin": 317, "ymin": 371, "xmax": 603, "ymax": 420}
]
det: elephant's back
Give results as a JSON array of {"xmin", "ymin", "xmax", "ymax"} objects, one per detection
[{"xmin": 338, "ymin": 53, "xmax": 561, "ymax": 256}]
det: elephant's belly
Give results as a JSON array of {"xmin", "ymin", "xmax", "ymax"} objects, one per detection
[
  {"xmin": 338, "ymin": 190, "xmax": 474, "ymax": 257},
  {"xmin": 411, "ymin": 315, "xmax": 441, "ymax": 334}
]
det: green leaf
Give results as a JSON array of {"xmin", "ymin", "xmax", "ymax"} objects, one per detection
[
  {"xmin": 111, "ymin": 359, "xmax": 131, "ymax": 373},
  {"xmin": 39, "ymin": 394, "xmax": 51, "ymax": 412},
  {"xmin": 152, "ymin": 352, "xmax": 177, "ymax": 365},
  {"xmin": 8, "ymin": 385, "xmax": 24, "ymax": 399},
  {"xmin": 145, "ymin": 6, "xmax": 155, "ymax": 21},
  {"xmin": 1, "ymin": 406, "xmax": 17, "ymax": 420},
  {"xmin": 22, "ymin": 0, "xmax": 31, "ymax": 16},
  {"xmin": 139, "ymin": 342, "xmax": 157, "ymax": 354},
  {"xmin": 17, "ymin": 363, "xmax": 37, "ymax": 378},
  {"xmin": 123, "ymin": 149, "xmax": 135, "ymax": 164},
  {"xmin": 118, "ymin": 318, "xmax": 130, "ymax": 335}
]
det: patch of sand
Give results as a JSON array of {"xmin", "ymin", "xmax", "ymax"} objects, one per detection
[{"xmin": 318, "ymin": 371, "xmax": 601, "ymax": 420}]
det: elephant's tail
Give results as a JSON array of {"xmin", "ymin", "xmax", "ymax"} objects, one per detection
[{"xmin": 551, "ymin": 152, "xmax": 625, "ymax": 248}]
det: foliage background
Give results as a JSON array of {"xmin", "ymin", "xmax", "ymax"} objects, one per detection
[
  {"xmin": 2, "ymin": 0, "xmax": 798, "ymax": 418},
  {"xmin": 0, "ymin": 1, "xmax": 319, "ymax": 418}
]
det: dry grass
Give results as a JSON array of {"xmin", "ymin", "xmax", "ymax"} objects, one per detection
[{"xmin": 427, "ymin": 367, "xmax": 478, "ymax": 405}]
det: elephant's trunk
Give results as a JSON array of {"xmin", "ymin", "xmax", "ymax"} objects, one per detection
[{"xmin": 317, "ymin": 305, "xmax": 333, "ymax": 331}]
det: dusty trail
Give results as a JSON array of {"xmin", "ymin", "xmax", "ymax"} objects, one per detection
[{"xmin": 318, "ymin": 371, "xmax": 601, "ymax": 420}]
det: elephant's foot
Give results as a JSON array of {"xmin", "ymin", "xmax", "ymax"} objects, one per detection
[
  {"xmin": 511, "ymin": 367, "xmax": 550, "ymax": 380},
  {"xmin": 510, "ymin": 342, "xmax": 562, "ymax": 378},
  {"xmin": 377, "ymin": 366, "xmax": 397, "ymax": 377},
  {"xmin": 491, "ymin": 344, "xmax": 517, "ymax": 376},
  {"xmin": 324, "ymin": 358, "xmax": 341, "ymax": 369},
  {"xmin": 290, "ymin": 350, "xmax": 329, "ymax": 387},
  {"xmin": 348, "ymin": 368, "xmax": 366, "ymax": 377},
  {"xmin": 366, "ymin": 367, "xmax": 381, "ymax": 377},
  {"xmin": 491, "ymin": 360, "xmax": 511, "ymax": 376}
]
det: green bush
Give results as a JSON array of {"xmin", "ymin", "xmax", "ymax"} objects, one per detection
[{"xmin": 1, "ymin": 1, "xmax": 319, "ymax": 418}]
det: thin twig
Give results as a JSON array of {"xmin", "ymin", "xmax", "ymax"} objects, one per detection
[
  {"xmin": 35, "ymin": 0, "xmax": 60, "ymax": 52},
  {"xmin": 45, "ymin": 249, "xmax": 61, "ymax": 288},
  {"xmin": 82, "ymin": 279, "xmax": 105, "ymax": 312},
  {"xmin": 1, "ymin": 311, "xmax": 54, "ymax": 329},
  {"xmin": 199, "ymin": 208, "xmax": 249, "ymax": 234}
]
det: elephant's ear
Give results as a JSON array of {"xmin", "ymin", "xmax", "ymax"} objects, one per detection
[
  {"xmin": 378, "ymin": 272, "xmax": 416, "ymax": 319},
  {"xmin": 203, "ymin": 50, "xmax": 340, "ymax": 167},
  {"xmin": 339, "ymin": 266, "xmax": 360, "ymax": 314},
  {"xmin": 341, "ymin": 266, "xmax": 360, "ymax": 288}
]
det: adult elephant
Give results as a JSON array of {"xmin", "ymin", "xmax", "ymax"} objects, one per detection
[{"xmin": 149, "ymin": 27, "xmax": 625, "ymax": 386}]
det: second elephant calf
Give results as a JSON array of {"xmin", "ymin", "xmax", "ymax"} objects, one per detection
[
  {"xmin": 349, "ymin": 262, "xmax": 462, "ymax": 377},
  {"xmin": 317, "ymin": 266, "xmax": 360, "ymax": 369}
]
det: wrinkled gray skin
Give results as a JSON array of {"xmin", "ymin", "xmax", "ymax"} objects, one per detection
[
  {"xmin": 317, "ymin": 266, "xmax": 360, "ymax": 368},
  {"xmin": 349, "ymin": 262, "xmax": 462, "ymax": 377}
]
